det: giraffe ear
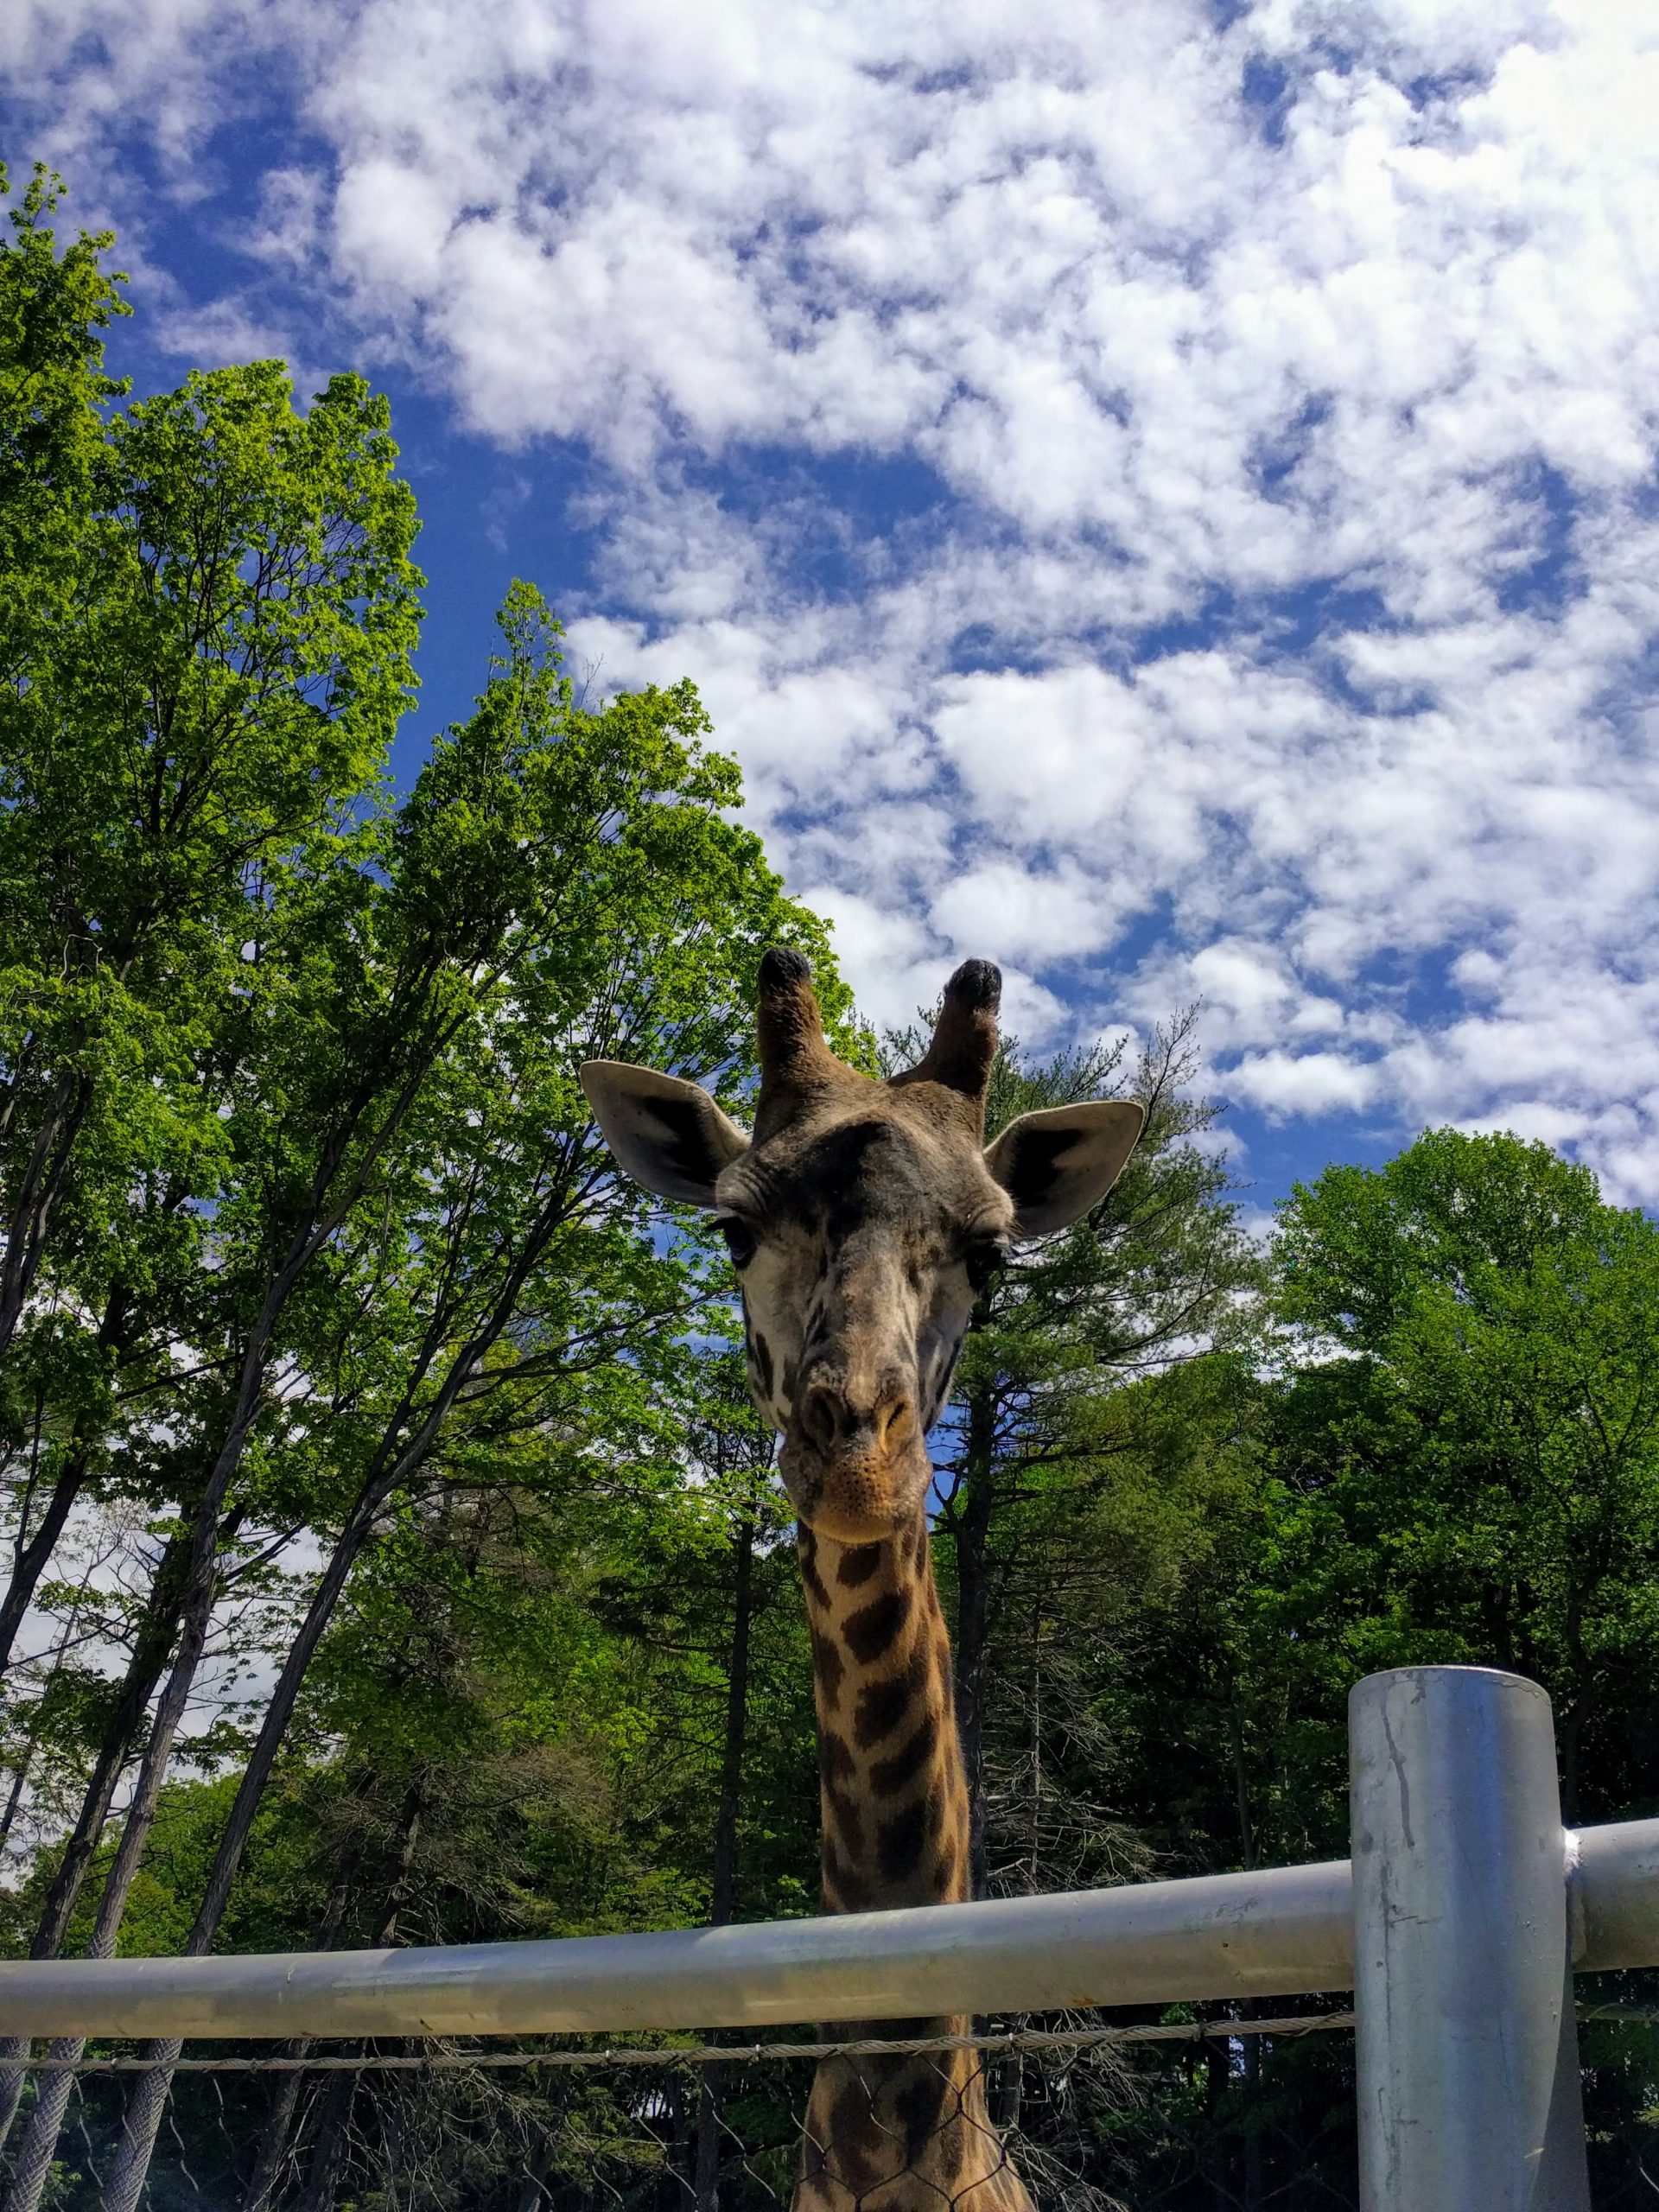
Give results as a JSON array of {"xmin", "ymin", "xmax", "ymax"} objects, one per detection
[
  {"xmin": 580, "ymin": 1062, "xmax": 751, "ymax": 1207},
  {"xmin": 984, "ymin": 1101, "xmax": 1145, "ymax": 1236}
]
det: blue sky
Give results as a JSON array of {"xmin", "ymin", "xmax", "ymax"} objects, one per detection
[{"xmin": 4, "ymin": 0, "xmax": 1658, "ymax": 1217}]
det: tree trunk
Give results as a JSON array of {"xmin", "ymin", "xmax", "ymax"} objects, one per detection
[
  {"xmin": 1559, "ymin": 1697, "xmax": 1582, "ymax": 1827},
  {"xmin": 11, "ymin": 1453, "xmax": 264, "ymax": 2196},
  {"xmin": 692, "ymin": 1511, "xmax": 755, "ymax": 2212},
  {"xmin": 0, "ymin": 1524, "xmax": 195, "ymax": 2151},
  {"xmin": 710, "ymin": 1511, "xmax": 753, "ymax": 1929},
  {"xmin": 1230, "ymin": 1701, "xmax": 1256, "ymax": 1874},
  {"xmin": 76, "ymin": 1205, "xmax": 435, "ymax": 2205},
  {"xmin": 668, "ymin": 2080, "xmax": 693, "ymax": 2212},
  {"xmin": 95, "ymin": 1470, "xmax": 411, "ymax": 2212},
  {"xmin": 1230, "ymin": 1703, "xmax": 1265, "ymax": 2208},
  {"xmin": 516, "ymin": 2133, "xmax": 555, "ymax": 2212},
  {"xmin": 0, "ymin": 1070, "xmax": 94, "ymax": 1369},
  {"xmin": 242, "ymin": 1834, "xmax": 369, "ymax": 2212},
  {"xmin": 100, "ymin": 1189, "xmax": 575, "ymax": 2212},
  {"xmin": 1242, "ymin": 2020, "xmax": 1265, "ymax": 2212},
  {"xmin": 989, "ymin": 1600, "xmax": 1043, "ymax": 2134},
  {"xmin": 0, "ymin": 1612, "xmax": 81, "ymax": 1855},
  {"xmin": 243, "ymin": 2064, "xmax": 309, "ymax": 2212},
  {"xmin": 0, "ymin": 1497, "xmax": 251, "ymax": 2212},
  {"xmin": 4, "ymin": 1580, "xmax": 247, "ymax": 2212},
  {"xmin": 0, "ymin": 1744, "xmax": 32, "ymax": 1854},
  {"xmin": 0, "ymin": 1283, "xmax": 135, "ymax": 1675},
  {"xmin": 0, "ymin": 1450, "xmax": 90, "ymax": 1681},
  {"xmin": 290, "ymin": 1785, "xmax": 425, "ymax": 2212}
]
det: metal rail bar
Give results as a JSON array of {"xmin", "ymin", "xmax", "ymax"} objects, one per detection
[
  {"xmin": 0, "ymin": 1799, "xmax": 1653, "ymax": 2044},
  {"xmin": 0, "ymin": 1859, "xmax": 1353, "ymax": 2040}
]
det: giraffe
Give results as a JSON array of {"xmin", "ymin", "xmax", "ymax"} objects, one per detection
[{"xmin": 581, "ymin": 949, "xmax": 1143, "ymax": 2212}]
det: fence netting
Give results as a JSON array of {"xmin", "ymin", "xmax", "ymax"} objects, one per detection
[{"xmin": 1, "ymin": 1993, "xmax": 1656, "ymax": 2209}]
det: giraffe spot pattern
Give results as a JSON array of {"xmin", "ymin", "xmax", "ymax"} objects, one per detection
[
  {"xmin": 836, "ymin": 1541, "xmax": 882, "ymax": 1587},
  {"xmin": 851, "ymin": 1646, "xmax": 926, "ymax": 1747},
  {"xmin": 870, "ymin": 1708, "xmax": 939, "ymax": 1798},
  {"xmin": 820, "ymin": 1836, "xmax": 870, "ymax": 1911},
  {"xmin": 819, "ymin": 1732, "xmax": 855, "ymax": 1785},
  {"xmin": 798, "ymin": 1529, "xmax": 831, "ymax": 1612},
  {"xmin": 893, "ymin": 2067, "xmax": 951, "ymax": 2163},
  {"xmin": 799, "ymin": 2035, "xmax": 1030, "ymax": 2210},
  {"xmin": 826, "ymin": 1784, "xmax": 865, "ymax": 1859},
  {"xmin": 658, "ymin": 997, "xmax": 1041, "ymax": 2212},
  {"xmin": 826, "ymin": 2083, "xmax": 882, "ymax": 2186},
  {"xmin": 798, "ymin": 1523, "xmax": 1012, "ymax": 2190},
  {"xmin": 931, "ymin": 2099, "xmax": 969, "ymax": 2183},
  {"xmin": 842, "ymin": 1586, "xmax": 912, "ymax": 1664},
  {"xmin": 811, "ymin": 1630, "xmax": 844, "ymax": 1711},
  {"xmin": 876, "ymin": 1796, "xmax": 929, "ymax": 1883}
]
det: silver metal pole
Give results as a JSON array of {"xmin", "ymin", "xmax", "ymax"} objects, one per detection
[
  {"xmin": 1351, "ymin": 1666, "xmax": 1590, "ymax": 2212},
  {"xmin": 1573, "ymin": 1815, "xmax": 1659, "ymax": 1969},
  {"xmin": 3, "ymin": 1794, "xmax": 1658, "ymax": 2048},
  {"xmin": 0, "ymin": 1859, "xmax": 1351, "ymax": 2041}
]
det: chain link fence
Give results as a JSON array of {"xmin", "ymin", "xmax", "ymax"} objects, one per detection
[
  {"xmin": 0, "ymin": 2009, "xmax": 1368, "ymax": 2211},
  {"xmin": 3, "ymin": 1999, "xmax": 1656, "ymax": 2207}
]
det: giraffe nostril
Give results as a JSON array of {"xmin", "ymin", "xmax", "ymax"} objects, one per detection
[
  {"xmin": 873, "ymin": 1395, "xmax": 913, "ymax": 1451},
  {"xmin": 798, "ymin": 1382, "xmax": 915, "ymax": 1459},
  {"xmin": 798, "ymin": 1382, "xmax": 842, "ymax": 1456}
]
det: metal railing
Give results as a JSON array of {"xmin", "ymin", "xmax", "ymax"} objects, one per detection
[{"xmin": 2, "ymin": 1666, "xmax": 1655, "ymax": 2209}]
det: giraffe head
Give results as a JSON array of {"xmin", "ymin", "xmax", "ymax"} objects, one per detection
[{"xmin": 582, "ymin": 950, "xmax": 1142, "ymax": 1544}]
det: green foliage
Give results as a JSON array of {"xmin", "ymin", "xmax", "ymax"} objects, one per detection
[
  {"xmin": 911, "ymin": 1011, "xmax": 1263, "ymax": 1899},
  {"xmin": 0, "ymin": 162, "xmax": 128, "ymax": 656},
  {"xmin": 0, "ymin": 296, "xmax": 426, "ymax": 1561},
  {"xmin": 1265, "ymin": 1128, "xmax": 1659, "ymax": 1821},
  {"xmin": 1075, "ymin": 1128, "xmax": 1659, "ymax": 2202}
]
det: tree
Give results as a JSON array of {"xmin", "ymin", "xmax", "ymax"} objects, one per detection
[
  {"xmin": 1079, "ymin": 1128, "xmax": 1659, "ymax": 2208},
  {"xmin": 94, "ymin": 585, "xmax": 849, "ymax": 2210},
  {"xmin": 1268, "ymin": 1127, "xmax": 1659, "ymax": 1824},
  {"xmin": 0, "ymin": 345, "xmax": 422, "ymax": 1670},
  {"xmin": 903, "ymin": 1013, "xmax": 1261, "ymax": 1899},
  {"xmin": 0, "ymin": 161, "xmax": 127, "ymax": 677}
]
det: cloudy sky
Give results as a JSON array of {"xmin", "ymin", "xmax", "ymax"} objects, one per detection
[{"xmin": 4, "ymin": 0, "xmax": 1658, "ymax": 1209}]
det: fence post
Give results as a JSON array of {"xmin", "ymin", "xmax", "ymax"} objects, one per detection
[{"xmin": 1350, "ymin": 1666, "xmax": 1589, "ymax": 2211}]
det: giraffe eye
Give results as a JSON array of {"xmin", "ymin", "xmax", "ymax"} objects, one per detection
[
  {"xmin": 717, "ymin": 1217, "xmax": 758, "ymax": 1270},
  {"xmin": 965, "ymin": 1237, "xmax": 1007, "ymax": 1294}
]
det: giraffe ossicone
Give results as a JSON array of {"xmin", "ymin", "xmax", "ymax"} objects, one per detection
[{"xmin": 582, "ymin": 951, "xmax": 1143, "ymax": 2211}]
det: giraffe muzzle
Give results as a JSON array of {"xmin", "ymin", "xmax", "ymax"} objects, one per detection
[{"xmin": 779, "ymin": 1380, "xmax": 932, "ymax": 1541}]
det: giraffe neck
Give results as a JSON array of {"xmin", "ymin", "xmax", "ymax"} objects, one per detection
[
  {"xmin": 792, "ymin": 1517, "xmax": 1031, "ymax": 2212},
  {"xmin": 798, "ymin": 1516, "xmax": 969, "ymax": 1913}
]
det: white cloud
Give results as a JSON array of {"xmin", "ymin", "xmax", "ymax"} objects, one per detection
[
  {"xmin": 1228, "ymin": 1048, "xmax": 1384, "ymax": 1118},
  {"xmin": 7, "ymin": 0, "xmax": 1659, "ymax": 1191}
]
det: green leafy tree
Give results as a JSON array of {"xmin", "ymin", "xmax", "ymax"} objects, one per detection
[
  {"xmin": 0, "ymin": 162, "xmax": 127, "ymax": 672},
  {"xmin": 899, "ymin": 1012, "xmax": 1262, "ymax": 1897},
  {"xmin": 0, "ymin": 353, "xmax": 419, "ymax": 1359},
  {"xmin": 1088, "ymin": 1128, "xmax": 1659, "ymax": 2208},
  {"xmin": 1268, "ymin": 1127, "xmax": 1659, "ymax": 1823},
  {"xmin": 95, "ymin": 584, "xmax": 849, "ymax": 2212},
  {"xmin": 0, "ymin": 346, "xmax": 422, "ymax": 1693}
]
